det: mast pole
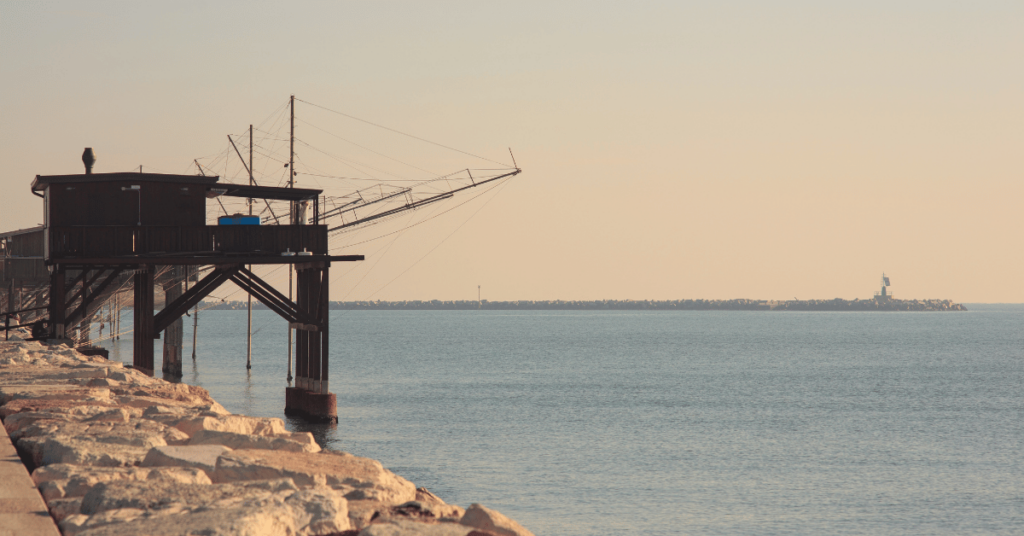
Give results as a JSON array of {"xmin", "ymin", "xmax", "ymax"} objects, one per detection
[
  {"xmin": 247, "ymin": 124, "xmax": 253, "ymax": 370},
  {"xmin": 191, "ymin": 267, "xmax": 198, "ymax": 361},
  {"xmin": 192, "ymin": 302, "xmax": 198, "ymax": 360},
  {"xmin": 287, "ymin": 95, "xmax": 294, "ymax": 384}
]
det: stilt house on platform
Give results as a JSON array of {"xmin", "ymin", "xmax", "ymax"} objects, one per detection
[
  {"xmin": 2, "ymin": 157, "xmax": 362, "ymax": 422},
  {"xmin": 1, "ymin": 226, "xmax": 49, "ymax": 327}
]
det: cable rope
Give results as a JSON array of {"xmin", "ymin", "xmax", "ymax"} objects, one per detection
[
  {"xmin": 294, "ymin": 138, "xmax": 399, "ymax": 181},
  {"xmin": 328, "ymin": 176, "xmax": 510, "ymax": 247},
  {"xmin": 296, "ymin": 98, "xmax": 512, "ymax": 167},
  {"xmin": 330, "ymin": 193, "xmax": 450, "ymax": 301},
  {"xmin": 296, "ymin": 117, "xmax": 442, "ymax": 177},
  {"xmin": 330, "ymin": 174, "xmax": 513, "ymax": 323},
  {"xmin": 293, "ymin": 152, "xmax": 324, "ymax": 190}
]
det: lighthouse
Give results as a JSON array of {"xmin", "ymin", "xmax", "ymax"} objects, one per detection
[{"xmin": 874, "ymin": 273, "xmax": 892, "ymax": 302}]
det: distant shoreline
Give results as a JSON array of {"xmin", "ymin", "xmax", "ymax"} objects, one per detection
[{"xmin": 200, "ymin": 298, "xmax": 967, "ymax": 312}]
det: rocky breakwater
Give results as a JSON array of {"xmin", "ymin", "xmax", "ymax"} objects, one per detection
[{"xmin": 0, "ymin": 337, "xmax": 534, "ymax": 536}]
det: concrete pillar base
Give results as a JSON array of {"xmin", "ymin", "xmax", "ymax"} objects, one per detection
[
  {"xmin": 284, "ymin": 387, "xmax": 338, "ymax": 424},
  {"xmin": 162, "ymin": 346, "xmax": 182, "ymax": 377},
  {"xmin": 161, "ymin": 266, "xmax": 184, "ymax": 378}
]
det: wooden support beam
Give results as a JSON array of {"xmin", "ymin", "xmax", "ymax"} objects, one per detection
[
  {"xmin": 228, "ymin": 271, "xmax": 316, "ymax": 326},
  {"xmin": 49, "ymin": 266, "xmax": 66, "ymax": 339},
  {"xmin": 65, "ymin": 268, "xmax": 104, "ymax": 311},
  {"xmin": 320, "ymin": 264, "xmax": 329, "ymax": 394},
  {"xmin": 62, "ymin": 269, "xmax": 92, "ymax": 306},
  {"xmin": 161, "ymin": 266, "xmax": 185, "ymax": 377},
  {"xmin": 306, "ymin": 267, "xmax": 321, "ymax": 392},
  {"xmin": 153, "ymin": 266, "xmax": 237, "ymax": 334},
  {"xmin": 65, "ymin": 268, "xmax": 124, "ymax": 328},
  {"xmin": 231, "ymin": 267, "xmax": 320, "ymax": 326},
  {"xmin": 133, "ymin": 266, "xmax": 155, "ymax": 374},
  {"xmin": 293, "ymin": 264, "xmax": 330, "ymax": 393},
  {"xmin": 295, "ymin": 269, "xmax": 309, "ymax": 389},
  {"xmin": 229, "ymin": 271, "xmax": 298, "ymax": 322},
  {"xmin": 236, "ymin": 266, "xmax": 309, "ymax": 321}
]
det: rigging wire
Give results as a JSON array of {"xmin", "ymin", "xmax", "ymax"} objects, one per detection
[
  {"xmin": 294, "ymin": 138, "xmax": 397, "ymax": 181},
  {"xmin": 331, "ymin": 174, "xmax": 514, "ymax": 322},
  {"xmin": 296, "ymin": 98, "xmax": 512, "ymax": 168},
  {"xmin": 176, "ymin": 96, "xmax": 523, "ymax": 337},
  {"xmin": 328, "ymin": 175, "xmax": 511, "ymax": 247},
  {"xmin": 321, "ymin": 229, "xmax": 405, "ymax": 307},
  {"xmin": 296, "ymin": 117, "xmax": 441, "ymax": 177}
]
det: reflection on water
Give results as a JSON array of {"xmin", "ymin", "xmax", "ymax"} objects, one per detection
[
  {"xmin": 286, "ymin": 417, "xmax": 337, "ymax": 450},
  {"xmin": 241, "ymin": 369, "xmax": 254, "ymax": 416}
]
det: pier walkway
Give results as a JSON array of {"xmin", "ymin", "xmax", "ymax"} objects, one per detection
[{"xmin": 0, "ymin": 412, "xmax": 60, "ymax": 536}]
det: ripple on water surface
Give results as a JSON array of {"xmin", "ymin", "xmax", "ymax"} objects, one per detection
[{"xmin": 100, "ymin": 306, "xmax": 1024, "ymax": 535}]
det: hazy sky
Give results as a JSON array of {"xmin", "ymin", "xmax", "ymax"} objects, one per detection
[{"xmin": 2, "ymin": 2, "xmax": 1022, "ymax": 302}]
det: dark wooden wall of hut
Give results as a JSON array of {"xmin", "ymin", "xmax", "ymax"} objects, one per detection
[{"xmin": 49, "ymin": 181, "xmax": 206, "ymax": 227}]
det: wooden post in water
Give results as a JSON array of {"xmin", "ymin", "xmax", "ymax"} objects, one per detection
[
  {"xmin": 285, "ymin": 262, "xmax": 336, "ymax": 422},
  {"xmin": 162, "ymin": 266, "xmax": 184, "ymax": 377},
  {"xmin": 191, "ymin": 267, "xmax": 198, "ymax": 361},
  {"xmin": 247, "ymin": 124, "xmax": 253, "ymax": 370},
  {"xmin": 287, "ymin": 94, "xmax": 295, "ymax": 384},
  {"xmin": 132, "ymin": 265, "xmax": 155, "ymax": 374}
]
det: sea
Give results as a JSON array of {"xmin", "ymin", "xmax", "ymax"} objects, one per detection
[{"xmin": 97, "ymin": 305, "xmax": 1024, "ymax": 535}]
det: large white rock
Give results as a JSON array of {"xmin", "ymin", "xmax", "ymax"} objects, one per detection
[
  {"xmin": 3, "ymin": 407, "xmax": 115, "ymax": 439},
  {"xmin": 63, "ymin": 506, "xmax": 292, "ymax": 536},
  {"xmin": 137, "ymin": 405, "xmax": 230, "ymax": 431},
  {"xmin": 104, "ymin": 369, "xmax": 161, "ymax": 385},
  {"xmin": 19, "ymin": 434, "xmax": 166, "ymax": 467},
  {"xmin": 0, "ymin": 384, "xmax": 113, "ymax": 406},
  {"xmin": 45, "ymin": 497, "xmax": 83, "ymax": 523},
  {"xmin": 0, "ymin": 341, "xmax": 108, "ymax": 370},
  {"xmin": 33, "ymin": 464, "xmax": 211, "ymax": 500},
  {"xmin": 79, "ymin": 478, "xmax": 298, "ymax": 514},
  {"xmin": 62, "ymin": 478, "xmax": 350, "ymax": 536},
  {"xmin": 213, "ymin": 449, "xmax": 417, "ymax": 504},
  {"xmin": 113, "ymin": 394, "xmax": 212, "ymax": 411},
  {"xmin": 13, "ymin": 418, "xmax": 189, "ymax": 446},
  {"xmin": 460, "ymin": 504, "xmax": 535, "ymax": 536},
  {"xmin": 173, "ymin": 414, "xmax": 288, "ymax": 437},
  {"xmin": 189, "ymin": 429, "xmax": 320, "ymax": 453},
  {"xmin": 0, "ymin": 397, "xmax": 120, "ymax": 419},
  {"xmin": 111, "ymin": 381, "xmax": 218, "ymax": 406},
  {"xmin": 82, "ymin": 408, "xmax": 141, "ymax": 423},
  {"xmin": 141, "ymin": 444, "xmax": 232, "ymax": 476}
]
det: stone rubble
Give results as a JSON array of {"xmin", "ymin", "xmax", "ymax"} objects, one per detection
[{"xmin": 0, "ymin": 336, "xmax": 535, "ymax": 536}]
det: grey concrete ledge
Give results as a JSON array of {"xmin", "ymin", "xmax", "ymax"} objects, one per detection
[{"xmin": 0, "ymin": 417, "xmax": 61, "ymax": 536}]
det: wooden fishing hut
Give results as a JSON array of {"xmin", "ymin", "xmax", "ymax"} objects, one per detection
[
  {"xmin": 28, "ymin": 160, "xmax": 361, "ymax": 422},
  {"xmin": 1, "ymin": 226, "xmax": 50, "ymax": 336}
]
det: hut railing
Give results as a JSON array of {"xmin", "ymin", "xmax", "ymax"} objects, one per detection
[
  {"xmin": 2, "ymin": 258, "xmax": 50, "ymax": 283},
  {"xmin": 47, "ymin": 225, "xmax": 328, "ymax": 259}
]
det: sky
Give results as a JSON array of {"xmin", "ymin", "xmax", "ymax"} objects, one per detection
[{"xmin": 1, "ymin": 1, "xmax": 1022, "ymax": 303}]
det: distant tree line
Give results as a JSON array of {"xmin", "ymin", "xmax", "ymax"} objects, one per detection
[{"xmin": 199, "ymin": 298, "xmax": 965, "ymax": 312}]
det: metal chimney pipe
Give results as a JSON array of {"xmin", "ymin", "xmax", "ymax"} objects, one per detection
[{"xmin": 82, "ymin": 148, "xmax": 95, "ymax": 174}]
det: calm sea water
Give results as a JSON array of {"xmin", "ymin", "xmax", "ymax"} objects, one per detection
[{"xmin": 99, "ymin": 305, "xmax": 1024, "ymax": 535}]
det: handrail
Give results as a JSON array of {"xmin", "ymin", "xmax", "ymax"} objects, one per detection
[
  {"xmin": 47, "ymin": 225, "xmax": 328, "ymax": 259},
  {"xmin": 0, "ymin": 305, "xmax": 48, "ymax": 316}
]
